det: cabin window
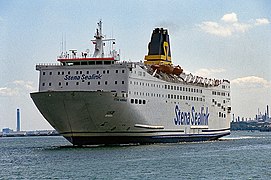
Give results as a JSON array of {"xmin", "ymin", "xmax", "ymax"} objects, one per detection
[
  {"xmin": 80, "ymin": 71, "xmax": 82, "ymax": 74},
  {"xmin": 115, "ymin": 81, "xmax": 117, "ymax": 85},
  {"xmin": 122, "ymin": 81, "xmax": 124, "ymax": 84},
  {"xmin": 68, "ymin": 71, "xmax": 70, "ymax": 75},
  {"xmin": 97, "ymin": 70, "xmax": 99, "ymax": 74},
  {"xmin": 58, "ymin": 72, "xmax": 60, "ymax": 75},
  {"xmin": 76, "ymin": 71, "xmax": 78, "ymax": 75},
  {"xmin": 96, "ymin": 61, "xmax": 102, "ymax": 65},
  {"xmin": 122, "ymin": 70, "xmax": 125, "ymax": 73},
  {"xmin": 135, "ymin": 99, "xmax": 138, "ymax": 104},
  {"xmin": 49, "ymin": 83, "xmax": 52, "ymax": 86},
  {"xmin": 59, "ymin": 82, "xmax": 61, "ymax": 86},
  {"xmin": 66, "ymin": 82, "xmax": 68, "ymax": 86},
  {"xmin": 86, "ymin": 71, "xmax": 89, "ymax": 74},
  {"xmin": 104, "ymin": 61, "xmax": 111, "ymax": 65},
  {"xmin": 43, "ymin": 72, "xmax": 46, "ymax": 75},
  {"xmin": 139, "ymin": 99, "xmax": 142, "ymax": 104},
  {"xmin": 98, "ymin": 81, "xmax": 100, "ymax": 85},
  {"xmin": 49, "ymin": 72, "xmax": 52, "ymax": 75},
  {"xmin": 88, "ymin": 82, "xmax": 90, "ymax": 85},
  {"xmin": 103, "ymin": 70, "xmax": 105, "ymax": 74},
  {"xmin": 42, "ymin": 83, "xmax": 45, "ymax": 86},
  {"xmin": 131, "ymin": 99, "xmax": 134, "ymax": 103},
  {"xmin": 81, "ymin": 61, "xmax": 87, "ymax": 65},
  {"xmin": 105, "ymin": 81, "xmax": 108, "ymax": 85},
  {"xmin": 76, "ymin": 82, "xmax": 79, "ymax": 85},
  {"xmin": 116, "ymin": 70, "xmax": 119, "ymax": 73},
  {"xmin": 107, "ymin": 70, "xmax": 109, "ymax": 74}
]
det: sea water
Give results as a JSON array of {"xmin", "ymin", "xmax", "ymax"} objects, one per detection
[{"xmin": 0, "ymin": 131, "xmax": 271, "ymax": 179}]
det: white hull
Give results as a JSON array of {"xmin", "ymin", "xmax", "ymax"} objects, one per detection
[{"xmin": 31, "ymin": 90, "xmax": 230, "ymax": 145}]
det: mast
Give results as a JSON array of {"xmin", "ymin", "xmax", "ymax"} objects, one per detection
[{"xmin": 92, "ymin": 20, "xmax": 115, "ymax": 58}]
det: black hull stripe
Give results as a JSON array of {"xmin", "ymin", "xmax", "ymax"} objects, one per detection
[
  {"xmin": 64, "ymin": 132, "xmax": 230, "ymax": 145},
  {"xmin": 60, "ymin": 130, "xmax": 185, "ymax": 135},
  {"xmin": 60, "ymin": 128, "xmax": 230, "ymax": 135},
  {"xmin": 202, "ymin": 128, "xmax": 230, "ymax": 132}
]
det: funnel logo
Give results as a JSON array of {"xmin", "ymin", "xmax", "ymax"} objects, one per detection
[{"xmin": 174, "ymin": 105, "xmax": 209, "ymax": 126}]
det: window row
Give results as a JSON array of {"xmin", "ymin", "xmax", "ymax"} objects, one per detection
[
  {"xmin": 42, "ymin": 69, "xmax": 126, "ymax": 76},
  {"xmin": 165, "ymin": 85, "xmax": 203, "ymax": 94},
  {"xmin": 212, "ymin": 91, "xmax": 229, "ymax": 97},
  {"xmin": 131, "ymin": 71, "xmax": 146, "ymax": 77},
  {"xmin": 167, "ymin": 94, "xmax": 204, "ymax": 102},
  {"xmin": 41, "ymin": 80, "xmax": 125, "ymax": 87},
  {"xmin": 218, "ymin": 112, "xmax": 226, "ymax": 118},
  {"xmin": 131, "ymin": 91, "xmax": 165, "ymax": 98},
  {"xmin": 130, "ymin": 99, "xmax": 146, "ymax": 105},
  {"xmin": 130, "ymin": 81, "xmax": 163, "ymax": 88},
  {"xmin": 63, "ymin": 60, "xmax": 114, "ymax": 66},
  {"xmin": 212, "ymin": 99, "xmax": 227, "ymax": 104}
]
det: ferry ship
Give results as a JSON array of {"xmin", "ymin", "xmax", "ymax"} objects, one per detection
[{"xmin": 31, "ymin": 21, "xmax": 231, "ymax": 145}]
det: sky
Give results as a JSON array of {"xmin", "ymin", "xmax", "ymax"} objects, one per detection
[{"xmin": 0, "ymin": 0, "xmax": 270, "ymax": 130}]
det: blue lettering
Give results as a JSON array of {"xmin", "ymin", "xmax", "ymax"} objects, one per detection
[{"xmin": 173, "ymin": 105, "xmax": 209, "ymax": 126}]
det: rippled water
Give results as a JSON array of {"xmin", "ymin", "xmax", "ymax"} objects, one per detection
[{"xmin": 1, "ymin": 131, "xmax": 271, "ymax": 179}]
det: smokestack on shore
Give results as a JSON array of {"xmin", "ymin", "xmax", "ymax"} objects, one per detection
[{"xmin": 17, "ymin": 108, "xmax": 20, "ymax": 132}]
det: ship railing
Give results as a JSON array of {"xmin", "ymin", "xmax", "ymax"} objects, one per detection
[{"xmin": 36, "ymin": 63, "xmax": 62, "ymax": 66}]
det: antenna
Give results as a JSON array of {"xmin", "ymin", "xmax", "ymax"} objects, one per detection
[{"xmin": 64, "ymin": 33, "xmax": 67, "ymax": 53}]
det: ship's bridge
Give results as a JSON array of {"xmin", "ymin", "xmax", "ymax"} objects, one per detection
[
  {"xmin": 57, "ymin": 52, "xmax": 120, "ymax": 66},
  {"xmin": 57, "ymin": 20, "xmax": 120, "ymax": 66}
]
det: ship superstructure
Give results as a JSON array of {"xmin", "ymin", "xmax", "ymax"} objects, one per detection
[{"xmin": 31, "ymin": 21, "xmax": 231, "ymax": 145}]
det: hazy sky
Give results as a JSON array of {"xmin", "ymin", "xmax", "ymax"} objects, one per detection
[{"xmin": 0, "ymin": 0, "xmax": 270, "ymax": 130}]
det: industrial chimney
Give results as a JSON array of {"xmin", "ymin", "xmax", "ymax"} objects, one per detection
[{"xmin": 16, "ymin": 108, "xmax": 20, "ymax": 132}]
